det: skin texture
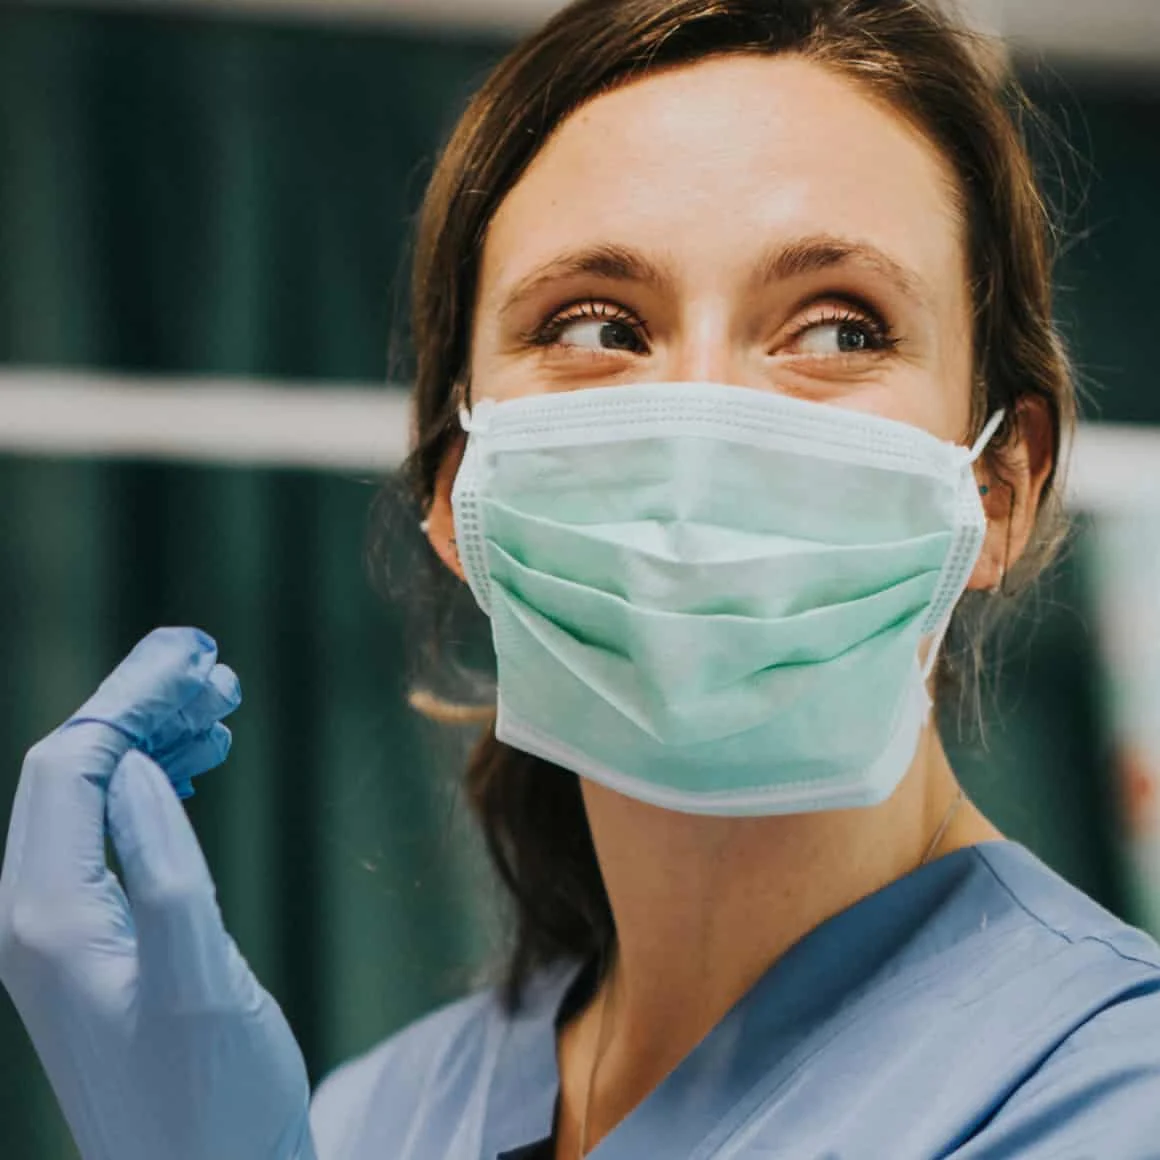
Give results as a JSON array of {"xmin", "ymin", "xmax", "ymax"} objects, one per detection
[{"xmin": 423, "ymin": 56, "xmax": 1054, "ymax": 1157}]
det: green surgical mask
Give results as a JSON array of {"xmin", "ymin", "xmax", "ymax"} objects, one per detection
[{"xmin": 451, "ymin": 382, "xmax": 1003, "ymax": 816}]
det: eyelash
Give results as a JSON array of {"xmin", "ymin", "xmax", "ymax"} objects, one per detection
[
  {"xmin": 523, "ymin": 297, "xmax": 898, "ymax": 355},
  {"xmin": 784, "ymin": 303, "xmax": 899, "ymax": 354},
  {"xmin": 524, "ymin": 299, "xmax": 649, "ymax": 349}
]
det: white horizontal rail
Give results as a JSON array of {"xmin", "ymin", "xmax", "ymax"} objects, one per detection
[
  {"xmin": 1065, "ymin": 423, "xmax": 1160, "ymax": 513},
  {"xmin": 1, "ymin": 367, "xmax": 1158, "ymax": 513},
  {"xmin": 0, "ymin": 370, "xmax": 411, "ymax": 474}
]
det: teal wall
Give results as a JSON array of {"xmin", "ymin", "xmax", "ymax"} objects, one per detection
[{"xmin": 0, "ymin": 6, "xmax": 1157, "ymax": 1155}]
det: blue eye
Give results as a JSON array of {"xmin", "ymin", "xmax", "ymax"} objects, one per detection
[
  {"xmin": 531, "ymin": 300, "xmax": 649, "ymax": 355},
  {"xmin": 786, "ymin": 308, "xmax": 895, "ymax": 357},
  {"xmin": 796, "ymin": 321, "xmax": 878, "ymax": 355},
  {"xmin": 555, "ymin": 318, "xmax": 645, "ymax": 352}
]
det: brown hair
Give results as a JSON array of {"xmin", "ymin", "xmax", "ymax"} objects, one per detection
[{"xmin": 393, "ymin": 0, "xmax": 1075, "ymax": 1009}]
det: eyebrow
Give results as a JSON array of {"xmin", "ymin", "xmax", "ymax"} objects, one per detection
[
  {"xmin": 498, "ymin": 243, "xmax": 674, "ymax": 319},
  {"xmin": 496, "ymin": 234, "xmax": 931, "ymax": 320},
  {"xmin": 757, "ymin": 234, "xmax": 930, "ymax": 306}
]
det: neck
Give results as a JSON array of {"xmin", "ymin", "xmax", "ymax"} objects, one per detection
[{"xmin": 565, "ymin": 723, "xmax": 1001, "ymax": 1149}]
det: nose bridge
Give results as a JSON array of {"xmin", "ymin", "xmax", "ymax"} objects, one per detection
[{"xmin": 668, "ymin": 294, "xmax": 744, "ymax": 385}]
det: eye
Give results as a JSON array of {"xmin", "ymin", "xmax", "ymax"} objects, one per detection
[
  {"xmin": 558, "ymin": 318, "xmax": 643, "ymax": 352},
  {"xmin": 784, "ymin": 308, "xmax": 896, "ymax": 357},
  {"xmin": 528, "ymin": 300, "xmax": 649, "ymax": 355}
]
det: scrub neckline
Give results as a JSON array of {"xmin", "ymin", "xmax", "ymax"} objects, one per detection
[{"xmin": 495, "ymin": 837, "xmax": 1024, "ymax": 1159}]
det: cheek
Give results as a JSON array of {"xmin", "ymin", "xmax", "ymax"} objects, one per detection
[
  {"xmin": 825, "ymin": 365, "xmax": 972, "ymax": 444},
  {"xmin": 937, "ymin": 312, "xmax": 977, "ymax": 439},
  {"xmin": 925, "ymin": 256, "xmax": 977, "ymax": 441},
  {"xmin": 876, "ymin": 320, "xmax": 975, "ymax": 444}
]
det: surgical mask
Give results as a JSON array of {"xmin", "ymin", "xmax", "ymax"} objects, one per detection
[{"xmin": 450, "ymin": 382, "xmax": 1003, "ymax": 816}]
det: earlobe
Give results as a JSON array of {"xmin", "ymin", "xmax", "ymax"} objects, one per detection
[
  {"xmin": 423, "ymin": 432, "xmax": 468, "ymax": 583},
  {"xmin": 965, "ymin": 489, "xmax": 1009, "ymax": 593},
  {"xmin": 965, "ymin": 473, "xmax": 1014, "ymax": 592}
]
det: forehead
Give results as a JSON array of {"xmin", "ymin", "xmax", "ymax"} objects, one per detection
[{"xmin": 481, "ymin": 54, "xmax": 965, "ymax": 302}]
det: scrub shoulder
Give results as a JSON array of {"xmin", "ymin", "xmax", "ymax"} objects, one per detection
[
  {"xmin": 950, "ymin": 843, "xmax": 1160, "ymax": 1159},
  {"xmin": 309, "ymin": 842, "xmax": 1160, "ymax": 1159},
  {"xmin": 309, "ymin": 966, "xmax": 567, "ymax": 1158}
]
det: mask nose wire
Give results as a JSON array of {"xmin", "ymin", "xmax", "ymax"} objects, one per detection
[{"xmin": 969, "ymin": 409, "xmax": 1006, "ymax": 463}]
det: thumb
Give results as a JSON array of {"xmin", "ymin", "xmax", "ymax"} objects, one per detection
[{"xmin": 107, "ymin": 749, "xmax": 247, "ymax": 1012}]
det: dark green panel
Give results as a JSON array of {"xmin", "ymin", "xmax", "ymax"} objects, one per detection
[
  {"xmin": 1024, "ymin": 68, "xmax": 1160, "ymax": 424},
  {"xmin": 0, "ymin": 4, "xmax": 510, "ymax": 378}
]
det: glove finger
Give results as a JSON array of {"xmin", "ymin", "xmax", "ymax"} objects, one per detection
[
  {"xmin": 151, "ymin": 705, "xmax": 233, "ymax": 770},
  {"xmin": 107, "ymin": 749, "xmax": 240, "ymax": 1011},
  {"xmin": 0, "ymin": 632, "xmax": 222, "ymax": 920},
  {"xmin": 165, "ymin": 720, "xmax": 233, "ymax": 800},
  {"xmin": 68, "ymin": 627, "xmax": 220, "ymax": 752},
  {"xmin": 144, "ymin": 664, "xmax": 241, "ymax": 762},
  {"xmin": 151, "ymin": 721, "xmax": 234, "ymax": 786},
  {"xmin": 4, "ymin": 714, "xmax": 222, "ymax": 901},
  {"xmin": 3, "ymin": 723, "xmax": 127, "ymax": 895}
]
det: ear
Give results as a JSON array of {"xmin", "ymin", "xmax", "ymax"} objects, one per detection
[
  {"xmin": 423, "ymin": 431, "xmax": 468, "ymax": 583},
  {"xmin": 966, "ymin": 395, "xmax": 1056, "ymax": 592}
]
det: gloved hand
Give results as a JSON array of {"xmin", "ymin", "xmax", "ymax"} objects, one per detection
[{"xmin": 0, "ymin": 627, "xmax": 317, "ymax": 1160}]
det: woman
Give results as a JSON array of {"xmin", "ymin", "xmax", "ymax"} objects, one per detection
[{"xmin": 2, "ymin": 1, "xmax": 1158, "ymax": 1158}]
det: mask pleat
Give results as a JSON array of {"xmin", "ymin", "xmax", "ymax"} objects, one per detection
[
  {"xmin": 486, "ymin": 541, "xmax": 935, "ymax": 688},
  {"xmin": 481, "ymin": 497, "xmax": 951, "ymax": 618},
  {"xmin": 490, "ymin": 581, "xmax": 924, "ymax": 748}
]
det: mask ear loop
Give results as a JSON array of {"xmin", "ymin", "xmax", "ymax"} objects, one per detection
[
  {"xmin": 920, "ymin": 409, "xmax": 1008, "ymax": 683},
  {"xmin": 969, "ymin": 409, "xmax": 1006, "ymax": 464},
  {"xmin": 970, "ymin": 408, "xmax": 1015, "ymax": 596}
]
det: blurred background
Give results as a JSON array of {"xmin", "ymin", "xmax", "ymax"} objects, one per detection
[{"xmin": 0, "ymin": 0, "xmax": 1158, "ymax": 1154}]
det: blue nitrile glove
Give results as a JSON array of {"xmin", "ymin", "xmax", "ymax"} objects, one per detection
[{"xmin": 0, "ymin": 627, "xmax": 317, "ymax": 1160}]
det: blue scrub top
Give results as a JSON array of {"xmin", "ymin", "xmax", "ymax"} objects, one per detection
[{"xmin": 310, "ymin": 841, "xmax": 1160, "ymax": 1158}]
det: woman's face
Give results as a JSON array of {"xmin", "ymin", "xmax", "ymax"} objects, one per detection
[
  {"xmin": 426, "ymin": 52, "xmax": 1046, "ymax": 592},
  {"xmin": 469, "ymin": 53, "xmax": 975, "ymax": 443}
]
